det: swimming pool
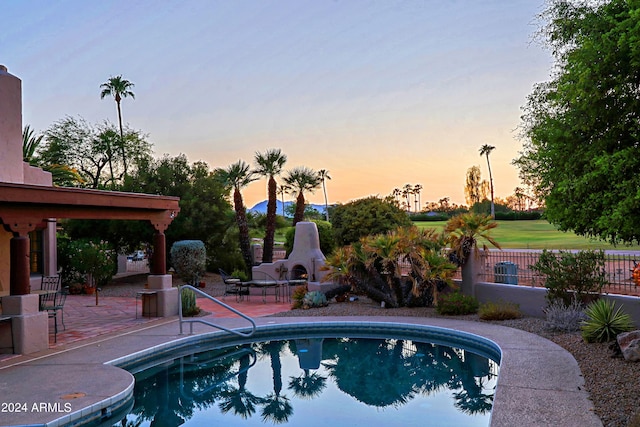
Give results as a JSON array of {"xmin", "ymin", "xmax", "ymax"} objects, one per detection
[{"xmin": 107, "ymin": 323, "xmax": 501, "ymax": 426}]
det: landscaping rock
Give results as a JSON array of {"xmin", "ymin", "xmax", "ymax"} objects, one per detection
[{"xmin": 617, "ymin": 330, "xmax": 640, "ymax": 362}]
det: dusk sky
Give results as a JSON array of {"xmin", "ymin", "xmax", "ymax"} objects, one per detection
[{"xmin": 2, "ymin": 0, "xmax": 553, "ymax": 208}]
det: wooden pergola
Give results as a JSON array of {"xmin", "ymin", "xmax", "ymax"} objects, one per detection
[{"xmin": 0, "ymin": 182, "xmax": 180, "ymax": 295}]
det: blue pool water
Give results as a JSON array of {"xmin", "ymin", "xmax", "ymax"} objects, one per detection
[{"xmin": 112, "ymin": 329, "xmax": 498, "ymax": 426}]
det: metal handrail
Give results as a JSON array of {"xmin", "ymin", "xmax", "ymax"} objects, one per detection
[{"xmin": 179, "ymin": 285, "xmax": 256, "ymax": 337}]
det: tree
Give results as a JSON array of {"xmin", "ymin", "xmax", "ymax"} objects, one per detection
[
  {"xmin": 100, "ymin": 75, "xmax": 135, "ymax": 179},
  {"xmin": 464, "ymin": 166, "xmax": 483, "ymax": 207},
  {"xmin": 283, "ymin": 166, "xmax": 320, "ymax": 225},
  {"xmin": 41, "ymin": 116, "xmax": 151, "ymax": 189},
  {"xmin": 479, "ymin": 144, "xmax": 495, "ymax": 219},
  {"xmin": 515, "ymin": 0, "xmax": 640, "ymax": 244},
  {"xmin": 330, "ymin": 196, "xmax": 412, "ymax": 246},
  {"xmin": 318, "ymin": 169, "xmax": 331, "ymax": 221},
  {"xmin": 413, "ymin": 184, "xmax": 423, "ymax": 213},
  {"xmin": 216, "ymin": 160, "xmax": 258, "ymax": 272},
  {"xmin": 278, "ymin": 184, "xmax": 290, "ymax": 217},
  {"xmin": 254, "ymin": 149, "xmax": 287, "ymax": 263}
]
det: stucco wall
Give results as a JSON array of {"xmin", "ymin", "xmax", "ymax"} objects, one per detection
[{"xmin": 0, "ymin": 66, "xmax": 23, "ymax": 184}]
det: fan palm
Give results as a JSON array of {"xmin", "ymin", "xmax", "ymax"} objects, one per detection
[
  {"xmin": 283, "ymin": 166, "xmax": 321, "ymax": 225},
  {"xmin": 100, "ymin": 75, "xmax": 135, "ymax": 178},
  {"xmin": 318, "ymin": 169, "xmax": 331, "ymax": 221},
  {"xmin": 254, "ymin": 149, "xmax": 287, "ymax": 263},
  {"xmin": 479, "ymin": 144, "xmax": 496, "ymax": 219},
  {"xmin": 216, "ymin": 161, "xmax": 258, "ymax": 272},
  {"xmin": 445, "ymin": 212, "xmax": 501, "ymax": 266}
]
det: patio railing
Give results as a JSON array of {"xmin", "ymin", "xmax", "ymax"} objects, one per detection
[{"xmin": 475, "ymin": 249, "xmax": 640, "ymax": 296}]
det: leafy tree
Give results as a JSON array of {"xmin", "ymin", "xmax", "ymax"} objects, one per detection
[
  {"xmin": 479, "ymin": 144, "xmax": 495, "ymax": 219},
  {"xmin": 330, "ymin": 196, "xmax": 412, "ymax": 246},
  {"xmin": 464, "ymin": 166, "xmax": 486, "ymax": 207},
  {"xmin": 515, "ymin": 0, "xmax": 640, "ymax": 244},
  {"xmin": 254, "ymin": 149, "xmax": 287, "ymax": 263},
  {"xmin": 23, "ymin": 125, "xmax": 83, "ymax": 186},
  {"xmin": 216, "ymin": 160, "xmax": 258, "ymax": 273},
  {"xmin": 283, "ymin": 166, "xmax": 321, "ymax": 225},
  {"xmin": 40, "ymin": 116, "xmax": 151, "ymax": 189},
  {"xmin": 100, "ymin": 75, "xmax": 135, "ymax": 178}
]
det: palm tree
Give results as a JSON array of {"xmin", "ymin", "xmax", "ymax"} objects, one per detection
[
  {"xmin": 100, "ymin": 75, "xmax": 135, "ymax": 179},
  {"xmin": 22, "ymin": 124, "xmax": 43, "ymax": 163},
  {"xmin": 479, "ymin": 144, "xmax": 496, "ymax": 219},
  {"xmin": 254, "ymin": 149, "xmax": 287, "ymax": 263},
  {"xmin": 283, "ymin": 166, "xmax": 321, "ymax": 225},
  {"xmin": 278, "ymin": 184, "xmax": 290, "ymax": 217},
  {"xmin": 413, "ymin": 184, "xmax": 423, "ymax": 213},
  {"xmin": 216, "ymin": 160, "xmax": 258, "ymax": 272},
  {"xmin": 318, "ymin": 169, "xmax": 331, "ymax": 221},
  {"xmin": 402, "ymin": 183, "xmax": 413, "ymax": 212}
]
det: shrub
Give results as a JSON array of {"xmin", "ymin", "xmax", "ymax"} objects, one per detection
[
  {"xmin": 581, "ymin": 299, "xmax": 635, "ymax": 343},
  {"xmin": 170, "ymin": 240, "xmax": 206, "ymax": 285},
  {"xmin": 330, "ymin": 196, "xmax": 412, "ymax": 246},
  {"xmin": 181, "ymin": 288, "xmax": 200, "ymax": 317},
  {"xmin": 530, "ymin": 249, "xmax": 607, "ymax": 304},
  {"xmin": 230, "ymin": 269, "xmax": 249, "ymax": 282},
  {"xmin": 302, "ymin": 291, "xmax": 328, "ymax": 309},
  {"xmin": 544, "ymin": 298, "xmax": 587, "ymax": 332},
  {"xmin": 291, "ymin": 285, "xmax": 308, "ymax": 309},
  {"xmin": 436, "ymin": 292, "xmax": 479, "ymax": 315},
  {"xmin": 478, "ymin": 300, "xmax": 522, "ymax": 321}
]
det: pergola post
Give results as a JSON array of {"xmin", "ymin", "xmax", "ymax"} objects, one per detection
[
  {"xmin": 146, "ymin": 216, "xmax": 178, "ymax": 317},
  {"xmin": 3, "ymin": 219, "xmax": 48, "ymax": 354}
]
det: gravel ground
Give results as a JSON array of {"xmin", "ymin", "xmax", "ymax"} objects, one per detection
[{"xmin": 101, "ymin": 273, "xmax": 640, "ymax": 427}]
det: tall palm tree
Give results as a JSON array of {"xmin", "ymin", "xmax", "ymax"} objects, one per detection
[
  {"xmin": 413, "ymin": 184, "xmax": 423, "ymax": 213},
  {"xmin": 317, "ymin": 169, "xmax": 331, "ymax": 221},
  {"xmin": 216, "ymin": 160, "xmax": 258, "ymax": 272},
  {"xmin": 100, "ymin": 75, "xmax": 135, "ymax": 179},
  {"xmin": 479, "ymin": 144, "xmax": 496, "ymax": 219},
  {"xmin": 254, "ymin": 149, "xmax": 287, "ymax": 263},
  {"xmin": 283, "ymin": 166, "xmax": 321, "ymax": 225},
  {"xmin": 278, "ymin": 184, "xmax": 290, "ymax": 217},
  {"xmin": 402, "ymin": 183, "xmax": 413, "ymax": 212}
]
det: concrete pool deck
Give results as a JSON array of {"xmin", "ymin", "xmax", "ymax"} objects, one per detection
[{"xmin": 0, "ymin": 298, "xmax": 602, "ymax": 426}]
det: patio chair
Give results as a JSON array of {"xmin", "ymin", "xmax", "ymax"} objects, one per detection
[
  {"xmin": 282, "ymin": 271, "xmax": 308, "ymax": 303},
  {"xmin": 40, "ymin": 275, "xmax": 61, "ymax": 292},
  {"xmin": 220, "ymin": 269, "xmax": 250, "ymax": 301},
  {"xmin": 248, "ymin": 271, "xmax": 280, "ymax": 303},
  {"xmin": 40, "ymin": 287, "xmax": 68, "ymax": 343}
]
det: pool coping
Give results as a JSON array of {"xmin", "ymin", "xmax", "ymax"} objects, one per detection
[{"xmin": 0, "ymin": 316, "xmax": 603, "ymax": 427}]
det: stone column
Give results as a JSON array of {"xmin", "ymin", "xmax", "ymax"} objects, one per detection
[{"xmin": 147, "ymin": 215, "xmax": 178, "ymax": 317}]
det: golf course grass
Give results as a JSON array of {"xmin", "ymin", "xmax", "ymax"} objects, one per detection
[{"xmin": 415, "ymin": 219, "xmax": 640, "ymax": 250}]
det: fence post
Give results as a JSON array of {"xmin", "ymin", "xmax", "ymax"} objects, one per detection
[{"xmin": 460, "ymin": 246, "xmax": 484, "ymax": 297}]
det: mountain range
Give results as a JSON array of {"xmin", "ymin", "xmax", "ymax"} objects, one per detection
[{"xmin": 249, "ymin": 200, "xmax": 327, "ymax": 215}]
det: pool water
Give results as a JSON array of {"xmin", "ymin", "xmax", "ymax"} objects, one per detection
[{"xmin": 114, "ymin": 336, "xmax": 498, "ymax": 426}]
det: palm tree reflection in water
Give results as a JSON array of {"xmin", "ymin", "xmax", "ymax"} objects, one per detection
[{"xmin": 119, "ymin": 337, "xmax": 497, "ymax": 426}]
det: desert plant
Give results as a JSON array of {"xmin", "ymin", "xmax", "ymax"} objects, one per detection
[
  {"xmin": 544, "ymin": 297, "xmax": 587, "ymax": 332},
  {"xmin": 322, "ymin": 226, "xmax": 456, "ymax": 308},
  {"xmin": 436, "ymin": 292, "xmax": 479, "ymax": 315},
  {"xmin": 478, "ymin": 300, "xmax": 522, "ymax": 320},
  {"xmin": 444, "ymin": 212, "xmax": 501, "ymax": 266},
  {"xmin": 530, "ymin": 249, "xmax": 607, "ymax": 305},
  {"xmin": 181, "ymin": 288, "xmax": 200, "ymax": 317},
  {"xmin": 581, "ymin": 299, "xmax": 634, "ymax": 343},
  {"xmin": 302, "ymin": 291, "xmax": 328, "ymax": 309},
  {"xmin": 170, "ymin": 240, "xmax": 206, "ymax": 285},
  {"xmin": 291, "ymin": 285, "xmax": 308, "ymax": 309}
]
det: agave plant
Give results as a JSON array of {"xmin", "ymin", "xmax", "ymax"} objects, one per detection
[
  {"xmin": 581, "ymin": 299, "xmax": 635, "ymax": 343},
  {"xmin": 445, "ymin": 213, "xmax": 501, "ymax": 266}
]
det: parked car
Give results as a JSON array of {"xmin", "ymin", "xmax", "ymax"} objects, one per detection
[{"xmin": 131, "ymin": 250, "xmax": 146, "ymax": 261}]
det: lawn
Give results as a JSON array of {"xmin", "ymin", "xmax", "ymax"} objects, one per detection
[{"xmin": 414, "ymin": 220, "xmax": 640, "ymax": 250}]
